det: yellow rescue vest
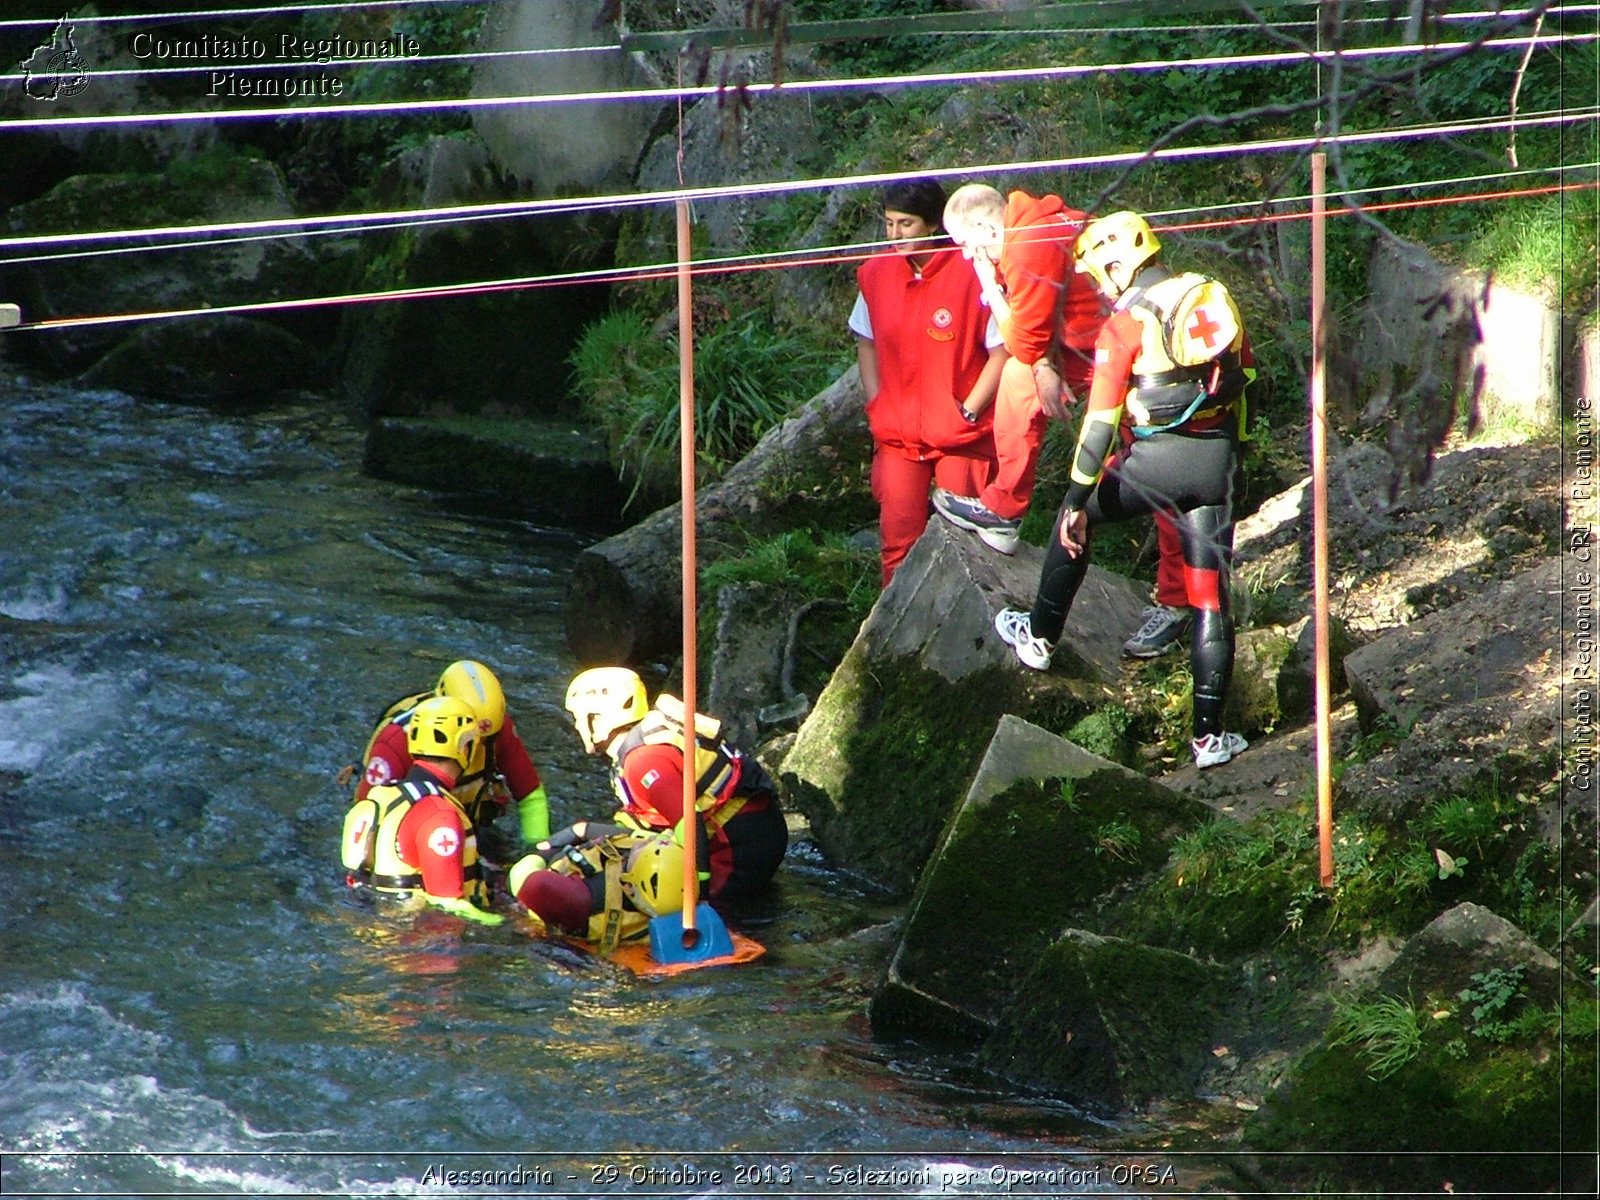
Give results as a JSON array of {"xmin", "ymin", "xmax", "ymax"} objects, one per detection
[
  {"xmin": 341, "ymin": 777, "xmax": 487, "ymax": 906},
  {"xmin": 1121, "ymin": 271, "xmax": 1251, "ymax": 438},
  {"xmin": 611, "ymin": 695, "xmax": 749, "ymax": 832},
  {"xmin": 543, "ymin": 832, "xmax": 654, "ymax": 952}
]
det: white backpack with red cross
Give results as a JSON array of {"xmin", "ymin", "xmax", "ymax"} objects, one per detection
[{"xmin": 1139, "ymin": 271, "xmax": 1243, "ymax": 368}]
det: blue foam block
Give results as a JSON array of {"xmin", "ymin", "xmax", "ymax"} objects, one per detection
[{"xmin": 649, "ymin": 903, "xmax": 735, "ymax": 963}]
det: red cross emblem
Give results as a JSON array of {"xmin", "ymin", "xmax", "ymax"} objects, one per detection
[{"xmin": 1187, "ymin": 307, "xmax": 1223, "ymax": 348}]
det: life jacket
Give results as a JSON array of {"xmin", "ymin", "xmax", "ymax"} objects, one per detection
[
  {"xmin": 1119, "ymin": 268, "xmax": 1253, "ymax": 439},
  {"xmin": 542, "ymin": 829, "xmax": 656, "ymax": 952},
  {"xmin": 340, "ymin": 777, "xmax": 487, "ymax": 906},
  {"xmin": 360, "ymin": 690, "xmax": 497, "ymax": 819},
  {"xmin": 610, "ymin": 695, "xmax": 760, "ymax": 832}
]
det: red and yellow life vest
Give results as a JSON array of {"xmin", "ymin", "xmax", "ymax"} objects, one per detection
[
  {"xmin": 609, "ymin": 695, "xmax": 750, "ymax": 832},
  {"xmin": 340, "ymin": 777, "xmax": 487, "ymax": 907}
]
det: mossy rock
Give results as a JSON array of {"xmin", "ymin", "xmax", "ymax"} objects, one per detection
[
  {"xmin": 879, "ymin": 759, "xmax": 1213, "ymax": 1031},
  {"xmin": 1244, "ymin": 1010, "xmax": 1598, "ymax": 1194},
  {"xmin": 780, "ymin": 646, "xmax": 1020, "ymax": 898},
  {"xmin": 1114, "ymin": 852, "xmax": 1307, "ymax": 959},
  {"xmin": 977, "ymin": 930, "xmax": 1235, "ymax": 1113},
  {"xmin": 1224, "ymin": 624, "xmax": 1297, "ymax": 736},
  {"xmin": 364, "ymin": 416, "xmax": 628, "ymax": 531}
]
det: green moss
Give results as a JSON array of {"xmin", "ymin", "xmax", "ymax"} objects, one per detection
[
  {"xmin": 895, "ymin": 771, "xmax": 1209, "ymax": 1018},
  {"xmin": 789, "ymin": 655, "xmax": 1012, "ymax": 897},
  {"xmin": 1118, "ymin": 809, "xmax": 1315, "ymax": 955},
  {"xmin": 1065, "ymin": 705, "xmax": 1134, "ymax": 766},
  {"xmin": 979, "ymin": 933, "xmax": 1233, "ymax": 1109},
  {"xmin": 1247, "ymin": 997, "xmax": 1599, "ymax": 1193}
]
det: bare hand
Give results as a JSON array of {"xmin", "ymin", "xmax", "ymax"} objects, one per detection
[
  {"xmin": 969, "ymin": 249, "xmax": 999, "ymax": 292},
  {"xmin": 1058, "ymin": 508, "xmax": 1088, "ymax": 557},
  {"xmin": 1035, "ymin": 364, "xmax": 1072, "ymax": 422}
]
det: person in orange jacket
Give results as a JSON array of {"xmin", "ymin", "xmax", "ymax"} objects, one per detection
[
  {"xmin": 940, "ymin": 183, "xmax": 1193, "ymax": 658},
  {"xmin": 850, "ymin": 178, "xmax": 1009, "ymax": 586}
]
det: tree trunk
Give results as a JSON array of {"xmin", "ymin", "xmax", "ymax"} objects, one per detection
[{"xmin": 564, "ymin": 366, "xmax": 869, "ymax": 666}]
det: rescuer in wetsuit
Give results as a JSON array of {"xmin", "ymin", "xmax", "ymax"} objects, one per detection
[{"xmin": 991, "ymin": 211, "xmax": 1254, "ymax": 770}]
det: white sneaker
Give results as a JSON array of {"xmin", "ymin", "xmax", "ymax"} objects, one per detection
[
  {"xmin": 994, "ymin": 607, "xmax": 1054, "ymax": 670},
  {"xmin": 1123, "ymin": 604, "xmax": 1191, "ymax": 658},
  {"xmin": 932, "ymin": 488, "xmax": 1022, "ymax": 555},
  {"xmin": 1192, "ymin": 731, "xmax": 1249, "ymax": 769}
]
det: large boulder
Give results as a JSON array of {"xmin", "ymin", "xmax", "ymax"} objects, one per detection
[
  {"xmin": 1354, "ymin": 237, "xmax": 1561, "ymax": 432},
  {"xmin": 362, "ymin": 414, "xmax": 628, "ymax": 532},
  {"xmin": 337, "ymin": 133, "xmax": 610, "ymax": 418},
  {"xmin": 780, "ymin": 524, "xmax": 1149, "ymax": 898},
  {"xmin": 1339, "ymin": 557, "xmax": 1566, "ymax": 817},
  {"xmin": 77, "ymin": 316, "xmax": 318, "ymax": 402},
  {"xmin": 977, "ymin": 930, "xmax": 1234, "ymax": 1114},
  {"xmin": 870, "ymin": 714, "xmax": 1214, "ymax": 1041},
  {"xmin": 469, "ymin": 0, "xmax": 662, "ymax": 195},
  {"xmin": 1245, "ymin": 902, "xmax": 1598, "ymax": 1195},
  {"xmin": 5, "ymin": 158, "xmax": 316, "ymax": 379}
]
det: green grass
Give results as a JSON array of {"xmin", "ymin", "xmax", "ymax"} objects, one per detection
[
  {"xmin": 568, "ymin": 307, "xmax": 848, "ymax": 506},
  {"xmin": 1328, "ymin": 993, "xmax": 1424, "ymax": 1080},
  {"xmin": 1465, "ymin": 196, "xmax": 1597, "ymax": 302}
]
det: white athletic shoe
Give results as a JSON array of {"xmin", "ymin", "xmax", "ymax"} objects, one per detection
[
  {"xmin": 994, "ymin": 607, "xmax": 1054, "ymax": 670},
  {"xmin": 1192, "ymin": 731, "xmax": 1249, "ymax": 769}
]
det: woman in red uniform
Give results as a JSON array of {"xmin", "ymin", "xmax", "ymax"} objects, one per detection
[{"xmin": 850, "ymin": 178, "xmax": 1008, "ymax": 586}]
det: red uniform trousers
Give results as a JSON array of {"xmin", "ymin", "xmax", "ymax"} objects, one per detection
[{"xmin": 874, "ymin": 439, "xmax": 996, "ymax": 586}]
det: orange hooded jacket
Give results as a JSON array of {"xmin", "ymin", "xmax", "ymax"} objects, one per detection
[{"xmin": 996, "ymin": 191, "xmax": 1104, "ymax": 369}]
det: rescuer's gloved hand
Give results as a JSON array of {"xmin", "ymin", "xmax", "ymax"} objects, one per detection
[
  {"xmin": 517, "ymin": 784, "xmax": 551, "ymax": 845},
  {"xmin": 426, "ymin": 895, "xmax": 506, "ymax": 927}
]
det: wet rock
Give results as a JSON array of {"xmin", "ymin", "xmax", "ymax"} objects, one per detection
[
  {"xmin": 1244, "ymin": 902, "xmax": 1597, "ymax": 1195},
  {"xmin": 6, "ymin": 158, "xmax": 314, "ymax": 375},
  {"xmin": 77, "ymin": 316, "xmax": 318, "ymax": 402},
  {"xmin": 1339, "ymin": 557, "xmax": 1564, "ymax": 818},
  {"xmin": 978, "ymin": 930, "xmax": 1233, "ymax": 1114}
]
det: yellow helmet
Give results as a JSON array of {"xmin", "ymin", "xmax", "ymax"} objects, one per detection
[
  {"xmin": 623, "ymin": 833, "xmax": 685, "ymax": 918},
  {"xmin": 1074, "ymin": 210, "xmax": 1161, "ymax": 298},
  {"xmin": 437, "ymin": 660, "xmax": 505, "ymax": 736},
  {"xmin": 407, "ymin": 695, "xmax": 481, "ymax": 769},
  {"xmin": 564, "ymin": 667, "xmax": 648, "ymax": 754}
]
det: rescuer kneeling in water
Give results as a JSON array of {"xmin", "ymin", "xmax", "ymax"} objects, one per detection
[
  {"xmin": 559, "ymin": 668, "xmax": 788, "ymax": 903},
  {"xmin": 349, "ymin": 659, "xmax": 554, "ymax": 855},
  {"xmin": 339, "ymin": 694, "xmax": 505, "ymax": 925}
]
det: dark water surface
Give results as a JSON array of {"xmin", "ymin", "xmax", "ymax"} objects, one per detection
[{"xmin": 0, "ymin": 380, "xmax": 1162, "ymax": 1197}]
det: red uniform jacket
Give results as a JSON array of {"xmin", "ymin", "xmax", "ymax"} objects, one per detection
[
  {"xmin": 393, "ymin": 762, "xmax": 470, "ymax": 899},
  {"xmin": 856, "ymin": 245, "xmax": 997, "ymax": 457},
  {"xmin": 614, "ymin": 740, "xmax": 776, "ymax": 897},
  {"xmin": 356, "ymin": 711, "xmax": 543, "ymax": 805}
]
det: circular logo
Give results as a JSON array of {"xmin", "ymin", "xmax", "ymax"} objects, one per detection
[
  {"xmin": 932, "ymin": 307, "xmax": 953, "ymax": 329},
  {"xmin": 428, "ymin": 827, "xmax": 461, "ymax": 858},
  {"xmin": 363, "ymin": 758, "xmax": 392, "ymax": 787}
]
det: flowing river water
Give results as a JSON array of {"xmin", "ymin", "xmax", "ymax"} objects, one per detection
[{"xmin": 0, "ymin": 378, "xmax": 1197, "ymax": 1197}]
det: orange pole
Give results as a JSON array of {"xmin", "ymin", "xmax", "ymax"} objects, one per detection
[
  {"xmin": 675, "ymin": 197, "xmax": 702, "ymax": 944},
  {"xmin": 1310, "ymin": 151, "xmax": 1335, "ymax": 888}
]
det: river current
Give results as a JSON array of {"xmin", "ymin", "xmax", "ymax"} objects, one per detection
[{"xmin": 0, "ymin": 378, "xmax": 1158, "ymax": 1197}]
